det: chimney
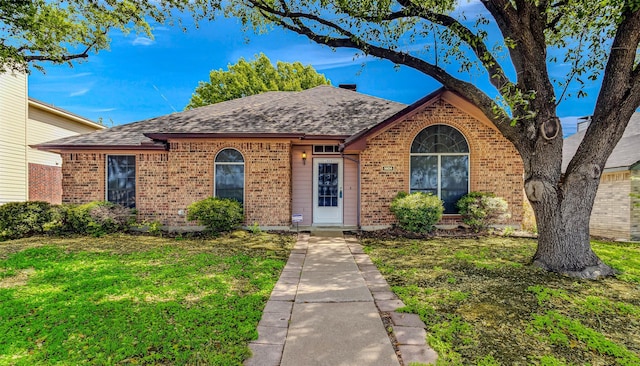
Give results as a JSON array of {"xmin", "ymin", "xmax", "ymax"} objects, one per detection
[{"xmin": 338, "ymin": 84, "xmax": 357, "ymax": 91}]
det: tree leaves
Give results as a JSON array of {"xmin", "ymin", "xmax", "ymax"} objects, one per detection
[{"xmin": 185, "ymin": 53, "xmax": 330, "ymax": 109}]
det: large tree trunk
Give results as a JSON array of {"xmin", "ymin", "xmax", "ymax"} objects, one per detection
[{"xmin": 523, "ymin": 122, "xmax": 616, "ymax": 279}]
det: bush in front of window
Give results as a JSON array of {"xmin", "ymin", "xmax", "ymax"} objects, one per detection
[
  {"xmin": 456, "ymin": 192, "xmax": 510, "ymax": 232},
  {"xmin": 0, "ymin": 201, "xmax": 53, "ymax": 240},
  {"xmin": 187, "ymin": 197, "xmax": 244, "ymax": 234},
  {"xmin": 46, "ymin": 201, "xmax": 135, "ymax": 237},
  {"xmin": 390, "ymin": 192, "xmax": 444, "ymax": 233}
]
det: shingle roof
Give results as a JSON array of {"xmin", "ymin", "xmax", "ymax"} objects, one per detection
[
  {"xmin": 36, "ymin": 85, "xmax": 406, "ymax": 149},
  {"xmin": 562, "ymin": 112, "xmax": 640, "ymax": 171}
]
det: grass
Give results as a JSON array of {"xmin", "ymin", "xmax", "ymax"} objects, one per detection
[
  {"xmin": 362, "ymin": 236, "xmax": 640, "ymax": 366},
  {"xmin": 0, "ymin": 231, "xmax": 294, "ymax": 365}
]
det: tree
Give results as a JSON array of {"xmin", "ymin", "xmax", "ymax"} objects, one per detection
[
  {"xmin": 185, "ymin": 53, "xmax": 330, "ymax": 109},
  {"xmin": 212, "ymin": 0, "xmax": 640, "ymax": 279},
  {"xmin": 0, "ymin": 0, "xmax": 199, "ymax": 73}
]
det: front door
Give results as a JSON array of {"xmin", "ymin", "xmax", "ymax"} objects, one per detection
[{"xmin": 313, "ymin": 158, "xmax": 343, "ymax": 224}]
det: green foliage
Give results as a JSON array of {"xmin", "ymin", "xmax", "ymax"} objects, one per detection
[
  {"xmin": 1, "ymin": 0, "xmax": 205, "ymax": 73},
  {"xmin": 389, "ymin": 192, "xmax": 443, "ymax": 233},
  {"xmin": 47, "ymin": 201, "xmax": 135, "ymax": 237},
  {"xmin": 0, "ymin": 201, "xmax": 52, "ymax": 240},
  {"xmin": 186, "ymin": 53, "xmax": 331, "ymax": 108},
  {"xmin": 456, "ymin": 192, "xmax": 510, "ymax": 232},
  {"xmin": 187, "ymin": 197, "xmax": 244, "ymax": 233},
  {"xmin": 0, "ymin": 233, "xmax": 292, "ymax": 364}
]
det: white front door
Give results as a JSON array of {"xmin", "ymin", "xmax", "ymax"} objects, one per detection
[{"xmin": 313, "ymin": 158, "xmax": 343, "ymax": 224}]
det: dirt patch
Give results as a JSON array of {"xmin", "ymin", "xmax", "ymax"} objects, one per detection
[{"xmin": 0, "ymin": 267, "xmax": 36, "ymax": 288}]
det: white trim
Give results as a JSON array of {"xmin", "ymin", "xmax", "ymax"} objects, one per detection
[{"xmin": 312, "ymin": 158, "xmax": 344, "ymax": 224}]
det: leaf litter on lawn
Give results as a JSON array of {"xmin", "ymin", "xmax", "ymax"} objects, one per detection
[{"xmin": 361, "ymin": 233, "xmax": 640, "ymax": 365}]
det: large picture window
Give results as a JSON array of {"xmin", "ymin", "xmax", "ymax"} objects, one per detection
[
  {"xmin": 214, "ymin": 148, "xmax": 244, "ymax": 204},
  {"xmin": 107, "ymin": 155, "xmax": 136, "ymax": 208},
  {"xmin": 410, "ymin": 125, "xmax": 469, "ymax": 214}
]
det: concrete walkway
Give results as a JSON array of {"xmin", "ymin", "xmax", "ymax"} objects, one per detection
[{"xmin": 245, "ymin": 232, "xmax": 438, "ymax": 366}]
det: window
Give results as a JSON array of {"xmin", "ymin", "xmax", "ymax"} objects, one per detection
[
  {"xmin": 410, "ymin": 125, "xmax": 469, "ymax": 214},
  {"xmin": 214, "ymin": 148, "xmax": 244, "ymax": 204},
  {"xmin": 107, "ymin": 155, "xmax": 136, "ymax": 208},
  {"xmin": 313, "ymin": 145, "xmax": 339, "ymax": 154}
]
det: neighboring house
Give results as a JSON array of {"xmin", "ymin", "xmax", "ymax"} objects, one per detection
[
  {"xmin": 35, "ymin": 85, "xmax": 525, "ymax": 230},
  {"xmin": 0, "ymin": 72, "xmax": 104, "ymax": 204},
  {"xmin": 563, "ymin": 115, "xmax": 640, "ymax": 241}
]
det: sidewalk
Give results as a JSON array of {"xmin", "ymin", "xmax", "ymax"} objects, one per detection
[{"xmin": 245, "ymin": 231, "xmax": 438, "ymax": 366}]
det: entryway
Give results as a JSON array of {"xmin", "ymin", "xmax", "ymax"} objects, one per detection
[{"xmin": 312, "ymin": 158, "xmax": 343, "ymax": 225}]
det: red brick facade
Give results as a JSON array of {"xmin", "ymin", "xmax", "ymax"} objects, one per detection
[
  {"xmin": 28, "ymin": 163, "xmax": 63, "ymax": 204},
  {"xmin": 59, "ymin": 97, "xmax": 524, "ymax": 230},
  {"xmin": 359, "ymin": 100, "xmax": 524, "ymax": 228}
]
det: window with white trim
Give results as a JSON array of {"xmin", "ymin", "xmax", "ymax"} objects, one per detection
[
  {"xmin": 214, "ymin": 148, "xmax": 244, "ymax": 204},
  {"xmin": 313, "ymin": 145, "xmax": 339, "ymax": 154},
  {"xmin": 107, "ymin": 155, "xmax": 136, "ymax": 208},
  {"xmin": 410, "ymin": 125, "xmax": 469, "ymax": 214}
]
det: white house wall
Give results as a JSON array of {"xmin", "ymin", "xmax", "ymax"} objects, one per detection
[{"xmin": 0, "ymin": 72, "xmax": 28, "ymax": 204}]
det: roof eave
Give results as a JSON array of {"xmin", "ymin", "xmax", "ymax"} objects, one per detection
[{"xmin": 31, "ymin": 143, "xmax": 167, "ymax": 153}]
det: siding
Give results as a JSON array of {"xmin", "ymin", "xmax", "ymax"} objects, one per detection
[
  {"xmin": 0, "ymin": 72, "xmax": 28, "ymax": 203},
  {"xmin": 291, "ymin": 145, "xmax": 313, "ymax": 226},
  {"xmin": 27, "ymin": 107, "xmax": 100, "ymax": 166}
]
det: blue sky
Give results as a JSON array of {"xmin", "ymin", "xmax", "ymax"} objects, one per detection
[{"xmin": 27, "ymin": 2, "xmax": 599, "ymax": 136}]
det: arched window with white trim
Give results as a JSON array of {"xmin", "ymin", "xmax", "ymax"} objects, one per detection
[
  {"xmin": 410, "ymin": 125, "xmax": 469, "ymax": 213},
  {"xmin": 214, "ymin": 148, "xmax": 244, "ymax": 204}
]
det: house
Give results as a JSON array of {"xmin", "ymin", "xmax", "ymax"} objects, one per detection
[
  {"xmin": 35, "ymin": 85, "xmax": 525, "ymax": 230},
  {"xmin": 563, "ymin": 115, "xmax": 640, "ymax": 241},
  {"xmin": 0, "ymin": 72, "xmax": 104, "ymax": 204}
]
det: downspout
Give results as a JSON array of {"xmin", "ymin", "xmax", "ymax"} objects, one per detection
[{"xmin": 341, "ymin": 153, "xmax": 361, "ymax": 230}]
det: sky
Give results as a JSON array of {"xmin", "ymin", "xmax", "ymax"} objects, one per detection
[{"xmin": 27, "ymin": 2, "xmax": 600, "ymax": 136}]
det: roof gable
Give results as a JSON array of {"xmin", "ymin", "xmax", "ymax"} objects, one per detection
[{"xmin": 341, "ymin": 88, "xmax": 497, "ymax": 151}]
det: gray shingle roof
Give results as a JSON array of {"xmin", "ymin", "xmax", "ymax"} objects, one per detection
[
  {"xmin": 563, "ymin": 112, "xmax": 640, "ymax": 171},
  {"xmin": 37, "ymin": 85, "xmax": 406, "ymax": 148}
]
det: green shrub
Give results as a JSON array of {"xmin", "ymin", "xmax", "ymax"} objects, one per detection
[
  {"xmin": 389, "ymin": 192, "xmax": 444, "ymax": 233},
  {"xmin": 45, "ymin": 201, "xmax": 134, "ymax": 237},
  {"xmin": 0, "ymin": 201, "xmax": 52, "ymax": 240},
  {"xmin": 456, "ymin": 192, "xmax": 510, "ymax": 232},
  {"xmin": 187, "ymin": 197, "xmax": 244, "ymax": 233}
]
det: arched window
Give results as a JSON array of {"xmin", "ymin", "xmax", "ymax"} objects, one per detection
[
  {"xmin": 410, "ymin": 125, "xmax": 469, "ymax": 214},
  {"xmin": 214, "ymin": 148, "xmax": 244, "ymax": 204}
]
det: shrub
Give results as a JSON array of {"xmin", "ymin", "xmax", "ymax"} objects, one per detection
[
  {"xmin": 46, "ymin": 201, "xmax": 134, "ymax": 237},
  {"xmin": 389, "ymin": 192, "xmax": 444, "ymax": 233},
  {"xmin": 0, "ymin": 201, "xmax": 52, "ymax": 240},
  {"xmin": 456, "ymin": 192, "xmax": 510, "ymax": 232},
  {"xmin": 187, "ymin": 197, "xmax": 244, "ymax": 233}
]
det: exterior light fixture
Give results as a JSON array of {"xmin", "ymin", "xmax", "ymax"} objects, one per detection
[{"xmin": 302, "ymin": 151, "xmax": 307, "ymax": 165}]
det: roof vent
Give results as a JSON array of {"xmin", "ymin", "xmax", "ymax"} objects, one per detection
[{"xmin": 338, "ymin": 84, "xmax": 357, "ymax": 91}]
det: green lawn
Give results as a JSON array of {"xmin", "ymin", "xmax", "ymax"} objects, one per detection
[
  {"xmin": 0, "ymin": 232, "xmax": 294, "ymax": 365},
  {"xmin": 362, "ymin": 236, "xmax": 640, "ymax": 366}
]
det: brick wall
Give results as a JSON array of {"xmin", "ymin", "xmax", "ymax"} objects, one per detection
[
  {"xmin": 590, "ymin": 171, "xmax": 632, "ymax": 240},
  {"xmin": 61, "ymin": 153, "xmax": 105, "ymax": 204},
  {"xmin": 165, "ymin": 140, "xmax": 291, "ymax": 227},
  {"xmin": 631, "ymin": 169, "xmax": 640, "ymax": 241},
  {"xmin": 137, "ymin": 153, "xmax": 170, "ymax": 224},
  {"xmin": 360, "ymin": 100, "xmax": 524, "ymax": 228},
  {"xmin": 28, "ymin": 163, "xmax": 62, "ymax": 204}
]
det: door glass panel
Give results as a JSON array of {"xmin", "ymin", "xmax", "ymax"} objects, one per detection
[
  {"xmin": 318, "ymin": 163, "xmax": 338, "ymax": 207},
  {"xmin": 410, "ymin": 156, "xmax": 438, "ymax": 195},
  {"xmin": 441, "ymin": 155, "xmax": 468, "ymax": 213}
]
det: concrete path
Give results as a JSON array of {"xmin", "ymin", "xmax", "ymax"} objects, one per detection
[{"xmin": 245, "ymin": 232, "xmax": 438, "ymax": 366}]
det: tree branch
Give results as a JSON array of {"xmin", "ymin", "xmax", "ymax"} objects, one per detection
[{"xmin": 250, "ymin": 1, "xmax": 521, "ymax": 144}]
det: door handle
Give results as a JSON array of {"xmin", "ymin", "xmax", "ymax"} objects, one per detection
[{"xmin": 339, "ymin": 188, "xmax": 342, "ymax": 198}]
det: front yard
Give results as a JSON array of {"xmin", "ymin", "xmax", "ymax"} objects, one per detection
[
  {"xmin": 0, "ymin": 232, "xmax": 294, "ymax": 365},
  {"xmin": 362, "ymin": 236, "xmax": 640, "ymax": 365}
]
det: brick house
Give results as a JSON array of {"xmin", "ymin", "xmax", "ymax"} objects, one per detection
[
  {"xmin": 563, "ymin": 115, "xmax": 640, "ymax": 241},
  {"xmin": 35, "ymin": 85, "xmax": 525, "ymax": 230}
]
